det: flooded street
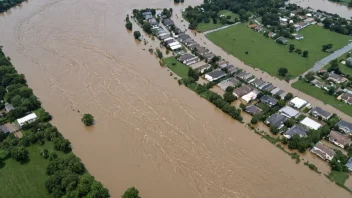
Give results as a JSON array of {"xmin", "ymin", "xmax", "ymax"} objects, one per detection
[
  {"xmin": 289, "ymin": 0, "xmax": 352, "ymax": 19},
  {"xmin": 0, "ymin": 0, "xmax": 351, "ymax": 197}
]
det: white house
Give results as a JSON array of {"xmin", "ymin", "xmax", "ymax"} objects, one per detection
[
  {"xmin": 300, "ymin": 117, "xmax": 322, "ymax": 130},
  {"xmin": 289, "ymin": 97, "xmax": 307, "ymax": 109},
  {"xmin": 17, "ymin": 113, "xmax": 37, "ymax": 127},
  {"xmin": 241, "ymin": 90, "xmax": 260, "ymax": 103}
]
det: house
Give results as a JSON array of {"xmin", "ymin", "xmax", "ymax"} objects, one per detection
[
  {"xmin": 218, "ymin": 78, "xmax": 239, "ymax": 90},
  {"xmin": 245, "ymin": 105, "xmax": 262, "ymax": 115},
  {"xmin": 248, "ymin": 24, "xmax": 257, "ymax": 29},
  {"xmin": 289, "ymin": 97, "xmax": 307, "ymax": 109},
  {"xmin": 217, "ymin": 60, "xmax": 228, "ymax": 69},
  {"xmin": 254, "ymin": 26, "xmax": 263, "ymax": 32},
  {"xmin": 311, "ymin": 106, "xmax": 333, "ymax": 120},
  {"xmin": 235, "ymin": 72, "xmax": 253, "ymax": 81},
  {"xmin": 336, "ymin": 120, "xmax": 352, "ymax": 135},
  {"xmin": 279, "ymin": 106, "xmax": 300, "ymax": 118},
  {"xmin": 263, "ymin": 84, "xmax": 275, "ymax": 92},
  {"xmin": 276, "ymin": 90, "xmax": 286, "ymax": 99},
  {"xmin": 310, "ymin": 142, "xmax": 335, "ymax": 161},
  {"xmin": 258, "ymin": 82, "xmax": 269, "ymax": 90},
  {"xmin": 142, "ymin": 11, "xmax": 153, "ymax": 20},
  {"xmin": 260, "ymin": 95, "xmax": 278, "ymax": 107},
  {"xmin": 233, "ymin": 85, "xmax": 252, "ymax": 98},
  {"xmin": 192, "ymin": 64, "xmax": 211, "ymax": 74},
  {"xmin": 292, "ymin": 34, "xmax": 304, "ymax": 40},
  {"xmin": 4, "ymin": 103, "xmax": 14, "ymax": 113},
  {"xmin": 17, "ymin": 113, "xmax": 37, "ymax": 127},
  {"xmin": 225, "ymin": 65, "xmax": 238, "ymax": 75},
  {"xmin": 251, "ymin": 78, "xmax": 266, "ymax": 88},
  {"xmin": 270, "ymin": 87, "xmax": 281, "ymax": 95},
  {"xmin": 276, "ymin": 36, "xmax": 288, "ymax": 44},
  {"xmin": 311, "ymin": 79, "xmax": 325, "ymax": 89},
  {"xmin": 178, "ymin": 33, "xmax": 192, "ymax": 43},
  {"xmin": 265, "ymin": 113, "xmax": 288, "ymax": 129},
  {"xmin": 0, "ymin": 123, "xmax": 18, "ymax": 134},
  {"xmin": 300, "ymin": 117, "xmax": 322, "ymax": 130},
  {"xmin": 241, "ymin": 90, "xmax": 260, "ymax": 103},
  {"xmin": 202, "ymin": 52, "xmax": 215, "ymax": 60},
  {"xmin": 328, "ymin": 131, "xmax": 351, "ymax": 149},
  {"xmin": 268, "ymin": 32, "xmax": 276, "ymax": 38},
  {"xmin": 205, "ymin": 69, "xmax": 226, "ymax": 82},
  {"xmin": 327, "ymin": 73, "xmax": 348, "ymax": 84},
  {"xmin": 194, "ymin": 46, "xmax": 209, "ymax": 56},
  {"xmin": 284, "ymin": 125, "xmax": 308, "ymax": 139},
  {"xmin": 162, "ymin": 18, "xmax": 175, "ymax": 27},
  {"xmin": 177, "ymin": 54, "xmax": 199, "ymax": 65},
  {"xmin": 346, "ymin": 158, "xmax": 352, "ymax": 172}
]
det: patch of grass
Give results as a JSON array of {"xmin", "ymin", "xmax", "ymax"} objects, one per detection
[
  {"xmin": 292, "ymin": 79, "xmax": 352, "ymax": 117},
  {"xmin": 304, "ymin": 161, "xmax": 321, "ymax": 174},
  {"xmin": 206, "ymin": 24, "xmax": 350, "ymax": 78},
  {"xmin": 218, "ymin": 10, "xmax": 239, "ymax": 23},
  {"xmin": 197, "ymin": 10, "xmax": 239, "ymax": 32},
  {"xmin": 323, "ymin": 50, "xmax": 352, "ymax": 76},
  {"xmin": 0, "ymin": 142, "xmax": 69, "ymax": 198},
  {"xmin": 329, "ymin": 171, "xmax": 349, "ymax": 185},
  {"xmin": 163, "ymin": 57, "xmax": 189, "ymax": 79}
]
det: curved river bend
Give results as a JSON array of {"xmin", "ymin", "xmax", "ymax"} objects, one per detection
[{"xmin": 0, "ymin": 0, "xmax": 350, "ymax": 197}]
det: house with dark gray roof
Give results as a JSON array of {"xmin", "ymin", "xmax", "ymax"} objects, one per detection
[
  {"xmin": 205, "ymin": 69, "xmax": 226, "ymax": 82},
  {"xmin": 218, "ymin": 78, "xmax": 239, "ymax": 90},
  {"xmin": 336, "ymin": 120, "xmax": 352, "ymax": 135},
  {"xmin": 311, "ymin": 106, "xmax": 333, "ymax": 120},
  {"xmin": 178, "ymin": 33, "xmax": 192, "ymax": 43},
  {"xmin": 245, "ymin": 105, "xmax": 262, "ymax": 116},
  {"xmin": 202, "ymin": 52, "xmax": 215, "ymax": 60},
  {"xmin": 235, "ymin": 72, "xmax": 253, "ymax": 81},
  {"xmin": 251, "ymin": 78, "xmax": 266, "ymax": 88},
  {"xmin": 162, "ymin": 19, "xmax": 175, "ymax": 27},
  {"xmin": 284, "ymin": 125, "xmax": 308, "ymax": 139},
  {"xmin": 260, "ymin": 95, "xmax": 278, "ymax": 107},
  {"xmin": 233, "ymin": 85, "xmax": 252, "ymax": 98},
  {"xmin": 217, "ymin": 60, "xmax": 228, "ymax": 69},
  {"xmin": 194, "ymin": 46, "xmax": 209, "ymax": 56},
  {"xmin": 264, "ymin": 113, "xmax": 287, "ymax": 129},
  {"xmin": 142, "ymin": 11, "xmax": 153, "ymax": 20},
  {"xmin": 263, "ymin": 83, "xmax": 275, "ymax": 91},
  {"xmin": 258, "ymin": 82, "xmax": 269, "ymax": 90}
]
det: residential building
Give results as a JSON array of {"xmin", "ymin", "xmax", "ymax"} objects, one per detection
[
  {"xmin": 328, "ymin": 131, "xmax": 351, "ymax": 148},
  {"xmin": 336, "ymin": 120, "xmax": 352, "ymax": 134},
  {"xmin": 225, "ymin": 65, "xmax": 238, "ymax": 75},
  {"xmin": 339, "ymin": 92, "xmax": 352, "ymax": 104},
  {"xmin": 192, "ymin": 63, "xmax": 211, "ymax": 74},
  {"xmin": 217, "ymin": 60, "xmax": 228, "ymax": 69},
  {"xmin": 310, "ymin": 142, "xmax": 335, "ymax": 161},
  {"xmin": 233, "ymin": 85, "xmax": 252, "ymax": 98},
  {"xmin": 177, "ymin": 54, "xmax": 199, "ymax": 66},
  {"xmin": 270, "ymin": 87, "xmax": 281, "ymax": 95},
  {"xmin": 194, "ymin": 46, "xmax": 209, "ymax": 56},
  {"xmin": 241, "ymin": 90, "xmax": 260, "ymax": 103},
  {"xmin": 205, "ymin": 69, "xmax": 226, "ymax": 82},
  {"xmin": 251, "ymin": 78, "xmax": 266, "ymax": 88},
  {"xmin": 292, "ymin": 33, "xmax": 304, "ymax": 40},
  {"xmin": 327, "ymin": 73, "xmax": 348, "ymax": 84},
  {"xmin": 284, "ymin": 125, "xmax": 308, "ymax": 139},
  {"xmin": 218, "ymin": 78, "xmax": 239, "ymax": 91},
  {"xmin": 265, "ymin": 113, "xmax": 288, "ymax": 129},
  {"xmin": 0, "ymin": 123, "xmax": 17, "ymax": 134},
  {"xmin": 276, "ymin": 36, "xmax": 289, "ymax": 44},
  {"xmin": 162, "ymin": 19, "xmax": 175, "ymax": 27},
  {"xmin": 300, "ymin": 117, "xmax": 322, "ymax": 130},
  {"xmin": 245, "ymin": 105, "xmax": 262, "ymax": 115},
  {"xmin": 178, "ymin": 33, "xmax": 192, "ymax": 43},
  {"xmin": 263, "ymin": 84, "xmax": 275, "ymax": 92},
  {"xmin": 268, "ymin": 32, "xmax": 276, "ymax": 38},
  {"xmin": 279, "ymin": 106, "xmax": 300, "ymax": 118},
  {"xmin": 260, "ymin": 95, "xmax": 278, "ymax": 107},
  {"xmin": 142, "ymin": 11, "xmax": 153, "ymax": 20},
  {"xmin": 289, "ymin": 97, "xmax": 307, "ymax": 109},
  {"xmin": 235, "ymin": 72, "xmax": 253, "ymax": 81},
  {"xmin": 17, "ymin": 113, "xmax": 37, "ymax": 127},
  {"xmin": 202, "ymin": 52, "xmax": 215, "ymax": 60},
  {"xmin": 311, "ymin": 79, "xmax": 325, "ymax": 88},
  {"xmin": 346, "ymin": 158, "xmax": 352, "ymax": 172},
  {"xmin": 4, "ymin": 103, "xmax": 14, "ymax": 113},
  {"xmin": 311, "ymin": 106, "xmax": 333, "ymax": 120}
]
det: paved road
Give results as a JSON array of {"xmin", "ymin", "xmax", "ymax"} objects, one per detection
[{"xmin": 202, "ymin": 22, "xmax": 240, "ymax": 35}]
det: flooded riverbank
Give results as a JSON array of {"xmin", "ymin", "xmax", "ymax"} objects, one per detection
[
  {"xmin": 0, "ymin": 0, "xmax": 351, "ymax": 197},
  {"xmin": 289, "ymin": 0, "xmax": 352, "ymax": 19}
]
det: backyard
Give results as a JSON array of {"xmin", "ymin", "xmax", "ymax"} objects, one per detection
[
  {"xmin": 206, "ymin": 24, "xmax": 351, "ymax": 78},
  {"xmin": 323, "ymin": 50, "xmax": 352, "ymax": 76},
  {"xmin": 197, "ymin": 10, "xmax": 239, "ymax": 32},
  {"xmin": 291, "ymin": 79, "xmax": 352, "ymax": 117},
  {"xmin": 163, "ymin": 57, "xmax": 189, "ymax": 79},
  {"xmin": 0, "ymin": 142, "xmax": 69, "ymax": 198}
]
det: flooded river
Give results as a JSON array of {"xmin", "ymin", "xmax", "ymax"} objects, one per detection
[
  {"xmin": 0, "ymin": 0, "xmax": 351, "ymax": 197},
  {"xmin": 289, "ymin": 0, "xmax": 352, "ymax": 19}
]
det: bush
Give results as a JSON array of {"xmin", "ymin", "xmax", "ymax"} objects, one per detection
[{"xmin": 81, "ymin": 114, "xmax": 94, "ymax": 126}]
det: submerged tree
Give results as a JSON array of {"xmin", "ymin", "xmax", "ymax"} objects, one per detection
[
  {"xmin": 82, "ymin": 114, "xmax": 94, "ymax": 126},
  {"xmin": 122, "ymin": 187, "xmax": 141, "ymax": 198}
]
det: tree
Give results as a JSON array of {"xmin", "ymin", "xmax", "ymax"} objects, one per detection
[
  {"xmin": 278, "ymin": 67, "xmax": 288, "ymax": 77},
  {"xmin": 133, "ymin": 31, "xmax": 141, "ymax": 40},
  {"xmin": 11, "ymin": 146, "xmax": 29, "ymax": 163},
  {"xmin": 322, "ymin": 44, "xmax": 333, "ymax": 52},
  {"xmin": 142, "ymin": 22, "xmax": 152, "ymax": 34},
  {"xmin": 289, "ymin": 44, "xmax": 295, "ymax": 53},
  {"xmin": 321, "ymin": 72, "xmax": 329, "ymax": 80},
  {"xmin": 277, "ymin": 99, "xmax": 286, "ymax": 107},
  {"xmin": 225, "ymin": 86, "xmax": 234, "ymax": 93},
  {"xmin": 285, "ymin": 118, "xmax": 295, "ymax": 127},
  {"xmin": 284, "ymin": 93, "xmax": 293, "ymax": 101},
  {"xmin": 328, "ymin": 86, "xmax": 336, "ymax": 95},
  {"xmin": 125, "ymin": 21, "xmax": 132, "ymax": 30},
  {"xmin": 156, "ymin": 49, "xmax": 163, "ymax": 59},
  {"xmin": 223, "ymin": 92, "xmax": 236, "ymax": 103},
  {"xmin": 303, "ymin": 50, "xmax": 308, "ymax": 57},
  {"xmin": 304, "ymin": 71, "xmax": 315, "ymax": 82},
  {"xmin": 122, "ymin": 187, "xmax": 141, "ymax": 198},
  {"xmin": 251, "ymin": 115, "xmax": 259, "ymax": 124},
  {"xmin": 295, "ymin": 48, "xmax": 302, "ymax": 55},
  {"xmin": 187, "ymin": 68, "xmax": 199, "ymax": 81},
  {"xmin": 330, "ymin": 150, "xmax": 348, "ymax": 172},
  {"xmin": 327, "ymin": 59, "xmax": 341, "ymax": 74},
  {"xmin": 82, "ymin": 114, "xmax": 94, "ymax": 126}
]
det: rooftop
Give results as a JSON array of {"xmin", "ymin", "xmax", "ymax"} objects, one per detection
[
  {"xmin": 279, "ymin": 106, "xmax": 300, "ymax": 118},
  {"xmin": 260, "ymin": 95, "xmax": 278, "ymax": 106},
  {"xmin": 206, "ymin": 69, "xmax": 226, "ymax": 79},
  {"xmin": 265, "ymin": 113, "xmax": 287, "ymax": 129},
  {"xmin": 311, "ymin": 106, "xmax": 332, "ymax": 119},
  {"xmin": 289, "ymin": 97, "xmax": 307, "ymax": 109},
  {"xmin": 328, "ymin": 131, "xmax": 351, "ymax": 147},
  {"xmin": 336, "ymin": 120, "xmax": 352, "ymax": 134},
  {"xmin": 284, "ymin": 125, "xmax": 308, "ymax": 138},
  {"xmin": 310, "ymin": 142, "xmax": 335, "ymax": 161},
  {"xmin": 300, "ymin": 117, "xmax": 322, "ymax": 130},
  {"xmin": 245, "ymin": 105, "xmax": 262, "ymax": 115},
  {"xmin": 233, "ymin": 85, "xmax": 252, "ymax": 97},
  {"xmin": 218, "ymin": 78, "xmax": 239, "ymax": 90}
]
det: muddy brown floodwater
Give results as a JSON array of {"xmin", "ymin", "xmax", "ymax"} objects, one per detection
[{"xmin": 0, "ymin": 0, "xmax": 351, "ymax": 197}]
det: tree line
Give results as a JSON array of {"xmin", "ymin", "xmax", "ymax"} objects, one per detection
[{"xmin": 0, "ymin": 0, "xmax": 26, "ymax": 13}]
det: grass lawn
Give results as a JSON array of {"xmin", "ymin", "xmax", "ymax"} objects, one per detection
[
  {"xmin": 323, "ymin": 50, "xmax": 352, "ymax": 76},
  {"xmin": 329, "ymin": 171, "xmax": 349, "ymax": 184},
  {"xmin": 291, "ymin": 79, "xmax": 352, "ymax": 117},
  {"xmin": 197, "ymin": 10, "xmax": 239, "ymax": 32},
  {"xmin": 163, "ymin": 57, "xmax": 189, "ymax": 79},
  {"xmin": 206, "ymin": 24, "xmax": 351, "ymax": 78},
  {"xmin": 0, "ymin": 142, "xmax": 69, "ymax": 198}
]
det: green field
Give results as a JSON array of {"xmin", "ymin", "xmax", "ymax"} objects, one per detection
[
  {"xmin": 329, "ymin": 171, "xmax": 349, "ymax": 185},
  {"xmin": 291, "ymin": 80, "xmax": 352, "ymax": 116},
  {"xmin": 163, "ymin": 57, "xmax": 189, "ymax": 79},
  {"xmin": 207, "ymin": 24, "xmax": 351, "ymax": 78},
  {"xmin": 0, "ymin": 142, "xmax": 68, "ymax": 198},
  {"xmin": 323, "ymin": 50, "xmax": 352, "ymax": 76},
  {"xmin": 197, "ymin": 10, "xmax": 239, "ymax": 32}
]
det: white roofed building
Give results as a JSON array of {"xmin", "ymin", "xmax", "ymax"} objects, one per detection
[
  {"xmin": 300, "ymin": 117, "xmax": 322, "ymax": 130},
  {"xmin": 289, "ymin": 97, "xmax": 307, "ymax": 109},
  {"xmin": 17, "ymin": 113, "xmax": 37, "ymax": 127}
]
